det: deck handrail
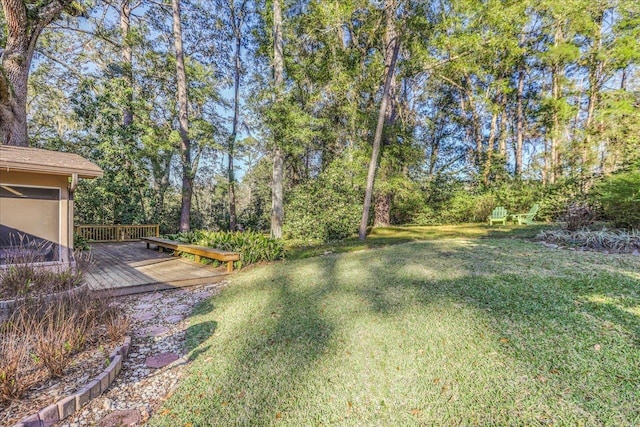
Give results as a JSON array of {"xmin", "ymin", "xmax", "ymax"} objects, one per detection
[{"xmin": 74, "ymin": 224, "xmax": 160, "ymax": 242}]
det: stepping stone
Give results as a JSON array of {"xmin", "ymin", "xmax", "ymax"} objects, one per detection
[
  {"xmin": 141, "ymin": 293, "xmax": 162, "ymax": 301},
  {"xmin": 134, "ymin": 303, "xmax": 154, "ymax": 310},
  {"xmin": 139, "ymin": 326, "xmax": 170, "ymax": 337},
  {"xmin": 165, "ymin": 315, "xmax": 183, "ymax": 323},
  {"xmin": 171, "ymin": 304, "xmax": 190, "ymax": 313},
  {"xmin": 146, "ymin": 352, "xmax": 179, "ymax": 369},
  {"xmin": 97, "ymin": 409, "xmax": 141, "ymax": 427},
  {"xmin": 132, "ymin": 312, "xmax": 155, "ymax": 322}
]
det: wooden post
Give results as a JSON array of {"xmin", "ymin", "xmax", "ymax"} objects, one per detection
[
  {"xmin": 227, "ymin": 261, "xmax": 233, "ymax": 273},
  {"xmin": 155, "ymin": 224, "xmax": 160, "ymax": 237}
]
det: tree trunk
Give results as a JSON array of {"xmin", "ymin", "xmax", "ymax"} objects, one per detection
[
  {"xmin": 1, "ymin": 0, "xmax": 79, "ymax": 146},
  {"xmin": 271, "ymin": 147, "xmax": 284, "ymax": 238},
  {"xmin": 172, "ymin": 0, "xmax": 192, "ymax": 232},
  {"xmin": 358, "ymin": 0, "xmax": 400, "ymax": 240},
  {"xmin": 120, "ymin": 0, "xmax": 134, "ymax": 127},
  {"xmin": 515, "ymin": 67, "xmax": 525, "ymax": 176},
  {"xmin": 583, "ymin": 11, "xmax": 603, "ymax": 180},
  {"xmin": 498, "ymin": 92, "xmax": 508, "ymax": 157},
  {"xmin": 271, "ymin": 0, "xmax": 284, "ymax": 238},
  {"xmin": 373, "ymin": 2, "xmax": 399, "ymax": 228},
  {"xmin": 373, "ymin": 193, "xmax": 391, "ymax": 227},
  {"xmin": 1, "ymin": 0, "xmax": 34, "ymax": 146},
  {"xmin": 228, "ymin": 15, "xmax": 243, "ymax": 231},
  {"xmin": 483, "ymin": 109, "xmax": 498, "ymax": 184}
]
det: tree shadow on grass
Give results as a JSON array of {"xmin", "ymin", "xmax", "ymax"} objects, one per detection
[
  {"xmin": 152, "ymin": 258, "xmax": 341, "ymax": 426},
  {"xmin": 359, "ymin": 239, "xmax": 640, "ymax": 423},
  {"xmin": 151, "ymin": 238, "xmax": 640, "ymax": 425}
]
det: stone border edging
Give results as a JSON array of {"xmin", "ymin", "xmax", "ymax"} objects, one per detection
[
  {"xmin": 14, "ymin": 336, "xmax": 132, "ymax": 427},
  {"xmin": 0, "ymin": 283, "xmax": 88, "ymax": 323}
]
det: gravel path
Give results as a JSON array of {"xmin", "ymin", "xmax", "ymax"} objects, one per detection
[{"xmin": 59, "ymin": 282, "xmax": 227, "ymax": 427}]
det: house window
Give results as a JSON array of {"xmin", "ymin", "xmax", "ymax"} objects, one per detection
[{"xmin": 0, "ymin": 185, "xmax": 61, "ymax": 264}]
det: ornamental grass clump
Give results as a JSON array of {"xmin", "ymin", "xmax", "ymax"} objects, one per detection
[
  {"xmin": 0, "ymin": 263, "xmax": 129, "ymax": 404},
  {"xmin": 536, "ymin": 228, "xmax": 640, "ymax": 252},
  {"xmin": 0, "ymin": 261, "xmax": 84, "ymax": 300},
  {"xmin": 0, "ymin": 332, "xmax": 33, "ymax": 403}
]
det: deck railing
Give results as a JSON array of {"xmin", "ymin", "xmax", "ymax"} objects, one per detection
[{"xmin": 75, "ymin": 224, "xmax": 160, "ymax": 242}]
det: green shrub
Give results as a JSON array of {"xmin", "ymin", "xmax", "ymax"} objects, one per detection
[
  {"xmin": 166, "ymin": 230, "xmax": 285, "ymax": 268},
  {"xmin": 73, "ymin": 232, "xmax": 90, "ymax": 251},
  {"xmin": 440, "ymin": 191, "xmax": 496, "ymax": 223},
  {"xmin": 594, "ymin": 171, "xmax": 640, "ymax": 229},
  {"xmin": 284, "ymin": 165, "xmax": 362, "ymax": 243},
  {"xmin": 410, "ymin": 205, "xmax": 441, "ymax": 225}
]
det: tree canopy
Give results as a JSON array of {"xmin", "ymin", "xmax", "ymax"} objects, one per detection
[{"xmin": 1, "ymin": 0, "xmax": 638, "ymax": 239}]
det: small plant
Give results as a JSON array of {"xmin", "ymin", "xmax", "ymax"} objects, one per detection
[
  {"xmin": 0, "ymin": 332, "xmax": 32, "ymax": 403},
  {"xmin": 105, "ymin": 311, "xmax": 131, "ymax": 342},
  {"xmin": 73, "ymin": 232, "xmax": 91, "ymax": 251},
  {"xmin": 31, "ymin": 304, "xmax": 84, "ymax": 378}
]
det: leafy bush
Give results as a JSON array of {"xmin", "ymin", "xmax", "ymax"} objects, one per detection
[
  {"xmin": 284, "ymin": 165, "xmax": 362, "ymax": 242},
  {"xmin": 440, "ymin": 190, "xmax": 496, "ymax": 223},
  {"xmin": 410, "ymin": 205, "xmax": 441, "ymax": 225},
  {"xmin": 594, "ymin": 171, "xmax": 640, "ymax": 229},
  {"xmin": 166, "ymin": 230, "xmax": 285, "ymax": 268},
  {"xmin": 73, "ymin": 232, "xmax": 91, "ymax": 251}
]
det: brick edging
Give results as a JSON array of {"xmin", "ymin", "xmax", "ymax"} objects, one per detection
[{"xmin": 14, "ymin": 336, "xmax": 132, "ymax": 427}]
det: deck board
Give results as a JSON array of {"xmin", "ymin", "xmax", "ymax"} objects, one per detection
[{"xmin": 83, "ymin": 242, "xmax": 229, "ymax": 295}]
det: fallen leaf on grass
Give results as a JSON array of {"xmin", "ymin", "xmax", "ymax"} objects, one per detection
[
  {"xmin": 275, "ymin": 412, "xmax": 283, "ymax": 419},
  {"xmin": 499, "ymin": 338, "xmax": 509, "ymax": 343},
  {"xmin": 347, "ymin": 401, "xmax": 353, "ymax": 408},
  {"xmin": 411, "ymin": 409, "xmax": 422, "ymax": 416},
  {"xmin": 594, "ymin": 344, "xmax": 601, "ymax": 351},
  {"xmin": 160, "ymin": 409, "xmax": 171, "ymax": 416}
]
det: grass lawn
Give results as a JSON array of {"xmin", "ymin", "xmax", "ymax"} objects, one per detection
[
  {"xmin": 150, "ymin": 231, "xmax": 640, "ymax": 426},
  {"xmin": 285, "ymin": 223, "xmax": 553, "ymax": 260}
]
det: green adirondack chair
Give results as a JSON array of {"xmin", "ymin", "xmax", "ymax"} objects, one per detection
[
  {"xmin": 512, "ymin": 204, "xmax": 539, "ymax": 225},
  {"xmin": 488, "ymin": 206, "xmax": 508, "ymax": 225}
]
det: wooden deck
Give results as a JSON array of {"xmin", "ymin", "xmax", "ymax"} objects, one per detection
[{"xmin": 82, "ymin": 242, "xmax": 229, "ymax": 296}]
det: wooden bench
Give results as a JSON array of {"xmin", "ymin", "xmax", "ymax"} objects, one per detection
[
  {"xmin": 142, "ymin": 237, "xmax": 180, "ymax": 252},
  {"xmin": 141, "ymin": 237, "xmax": 240, "ymax": 273}
]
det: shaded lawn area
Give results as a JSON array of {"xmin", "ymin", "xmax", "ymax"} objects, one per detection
[
  {"xmin": 286, "ymin": 223, "xmax": 554, "ymax": 260},
  {"xmin": 150, "ymin": 238, "xmax": 640, "ymax": 426}
]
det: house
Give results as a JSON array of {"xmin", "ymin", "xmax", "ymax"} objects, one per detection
[{"xmin": 0, "ymin": 146, "xmax": 103, "ymax": 268}]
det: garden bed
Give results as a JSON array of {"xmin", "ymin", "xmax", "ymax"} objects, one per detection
[
  {"xmin": 0, "ymin": 263, "xmax": 129, "ymax": 426},
  {"xmin": 536, "ymin": 228, "xmax": 640, "ymax": 253},
  {"xmin": 2, "ymin": 336, "xmax": 129, "ymax": 426}
]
